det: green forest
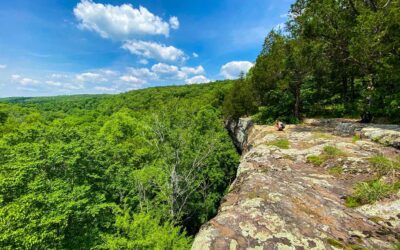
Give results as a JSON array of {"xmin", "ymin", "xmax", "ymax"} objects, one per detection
[
  {"xmin": 0, "ymin": 82, "xmax": 240, "ymax": 249},
  {"xmin": 224, "ymin": 0, "xmax": 400, "ymax": 124},
  {"xmin": 1, "ymin": 0, "xmax": 400, "ymax": 249}
]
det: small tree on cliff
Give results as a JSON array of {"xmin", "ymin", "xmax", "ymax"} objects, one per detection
[{"xmin": 223, "ymin": 72, "xmax": 257, "ymax": 120}]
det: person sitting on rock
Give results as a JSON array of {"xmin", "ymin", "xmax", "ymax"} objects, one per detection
[{"xmin": 275, "ymin": 119, "xmax": 285, "ymax": 131}]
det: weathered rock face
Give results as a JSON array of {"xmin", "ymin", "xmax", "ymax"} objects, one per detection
[
  {"xmin": 226, "ymin": 118, "xmax": 254, "ymax": 153},
  {"xmin": 303, "ymin": 118, "xmax": 400, "ymax": 149},
  {"xmin": 192, "ymin": 120, "xmax": 400, "ymax": 250}
]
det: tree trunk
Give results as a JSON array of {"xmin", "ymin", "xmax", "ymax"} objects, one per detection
[{"xmin": 294, "ymin": 81, "xmax": 301, "ymax": 119}]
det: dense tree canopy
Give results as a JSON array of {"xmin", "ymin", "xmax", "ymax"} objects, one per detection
[
  {"xmin": 0, "ymin": 82, "xmax": 239, "ymax": 249},
  {"xmin": 224, "ymin": 0, "xmax": 400, "ymax": 124}
]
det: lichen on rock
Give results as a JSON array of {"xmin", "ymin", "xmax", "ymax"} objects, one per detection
[{"xmin": 192, "ymin": 119, "xmax": 400, "ymax": 250}]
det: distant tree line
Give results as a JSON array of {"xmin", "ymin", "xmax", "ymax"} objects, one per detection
[{"xmin": 224, "ymin": 0, "xmax": 400, "ymax": 124}]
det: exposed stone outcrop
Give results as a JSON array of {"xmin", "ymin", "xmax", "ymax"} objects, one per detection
[
  {"xmin": 226, "ymin": 118, "xmax": 254, "ymax": 153},
  {"xmin": 304, "ymin": 118, "xmax": 400, "ymax": 149},
  {"xmin": 192, "ymin": 120, "xmax": 400, "ymax": 250}
]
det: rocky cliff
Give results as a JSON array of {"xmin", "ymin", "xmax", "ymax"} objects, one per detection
[{"xmin": 192, "ymin": 119, "xmax": 400, "ymax": 249}]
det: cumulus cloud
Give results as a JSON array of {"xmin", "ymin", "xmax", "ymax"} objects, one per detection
[
  {"xmin": 185, "ymin": 75, "xmax": 210, "ymax": 85},
  {"xmin": 139, "ymin": 59, "xmax": 149, "ymax": 65},
  {"xmin": 45, "ymin": 80, "xmax": 63, "ymax": 86},
  {"xmin": 95, "ymin": 86, "xmax": 116, "ymax": 92},
  {"xmin": 192, "ymin": 52, "xmax": 199, "ymax": 58},
  {"xmin": 74, "ymin": 0, "xmax": 178, "ymax": 39},
  {"xmin": 220, "ymin": 61, "xmax": 254, "ymax": 79},
  {"xmin": 122, "ymin": 40, "xmax": 186, "ymax": 62},
  {"xmin": 169, "ymin": 16, "xmax": 179, "ymax": 29},
  {"xmin": 119, "ymin": 75, "xmax": 146, "ymax": 85},
  {"xmin": 181, "ymin": 66, "xmax": 205, "ymax": 75},
  {"xmin": 11, "ymin": 74, "xmax": 39, "ymax": 86},
  {"xmin": 0, "ymin": 64, "xmax": 7, "ymax": 69},
  {"xmin": 151, "ymin": 63, "xmax": 186, "ymax": 79},
  {"xmin": 76, "ymin": 72, "xmax": 107, "ymax": 82},
  {"xmin": 127, "ymin": 67, "xmax": 158, "ymax": 80}
]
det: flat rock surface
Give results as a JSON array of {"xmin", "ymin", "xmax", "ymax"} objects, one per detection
[{"xmin": 192, "ymin": 123, "xmax": 400, "ymax": 250}]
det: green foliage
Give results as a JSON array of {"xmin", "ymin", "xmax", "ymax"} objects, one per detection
[
  {"xmin": 327, "ymin": 238, "xmax": 344, "ymax": 248},
  {"xmin": 307, "ymin": 146, "xmax": 345, "ymax": 167},
  {"xmin": 102, "ymin": 210, "xmax": 191, "ymax": 250},
  {"xmin": 223, "ymin": 0, "xmax": 400, "ymax": 123},
  {"xmin": 323, "ymin": 146, "xmax": 346, "ymax": 157},
  {"xmin": 328, "ymin": 166, "xmax": 343, "ymax": 176},
  {"xmin": 345, "ymin": 179, "xmax": 400, "ymax": 207},
  {"xmin": 368, "ymin": 155, "xmax": 400, "ymax": 176},
  {"xmin": 307, "ymin": 155, "xmax": 325, "ymax": 166},
  {"xmin": 223, "ymin": 76, "xmax": 257, "ymax": 119},
  {"xmin": 267, "ymin": 139, "xmax": 290, "ymax": 149},
  {"xmin": 0, "ymin": 82, "xmax": 239, "ymax": 248},
  {"xmin": 352, "ymin": 135, "xmax": 361, "ymax": 143}
]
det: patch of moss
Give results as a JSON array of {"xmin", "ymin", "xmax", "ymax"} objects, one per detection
[
  {"xmin": 328, "ymin": 166, "xmax": 343, "ymax": 176},
  {"xmin": 307, "ymin": 155, "xmax": 325, "ymax": 166},
  {"xmin": 327, "ymin": 238, "xmax": 344, "ymax": 248},
  {"xmin": 267, "ymin": 139, "xmax": 290, "ymax": 149},
  {"xmin": 393, "ymin": 242, "xmax": 400, "ymax": 250}
]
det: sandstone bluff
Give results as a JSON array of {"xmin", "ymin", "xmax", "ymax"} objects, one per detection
[{"xmin": 192, "ymin": 119, "xmax": 400, "ymax": 250}]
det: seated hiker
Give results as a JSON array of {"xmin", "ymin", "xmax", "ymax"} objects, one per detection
[{"xmin": 275, "ymin": 119, "xmax": 285, "ymax": 131}]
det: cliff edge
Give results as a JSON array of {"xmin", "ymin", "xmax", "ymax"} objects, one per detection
[{"xmin": 192, "ymin": 119, "xmax": 400, "ymax": 249}]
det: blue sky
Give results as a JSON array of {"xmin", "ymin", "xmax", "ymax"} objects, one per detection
[{"xmin": 0, "ymin": 0, "xmax": 293, "ymax": 97}]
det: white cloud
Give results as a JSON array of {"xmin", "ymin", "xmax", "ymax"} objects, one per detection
[
  {"xmin": 220, "ymin": 61, "xmax": 254, "ymax": 79},
  {"xmin": 63, "ymin": 83, "xmax": 85, "ymax": 90},
  {"xmin": 0, "ymin": 64, "xmax": 7, "ymax": 69},
  {"xmin": 127, "ymin": 67, "xmax": 158, "ymax": 80},
  {"xmin": 122, "ymin": 40, "xmax": 186, "ymax": 62},
  {"xmin": 169, "ymin": 16, "xmax": 179, "ymax": 29},
  {"xmin": 151, "ymin": 63, "xmax": 185, "ymax": 79},
  {"xmin": 150, "ymin": 63, "xmax": 207, "ymax": 81},
  {"xmin": 192, "ymin": 52, "xmax": 199, "ymax": 58},
  {"xmin": 11, "ymin": 74, "xmax": 21, "ymax": 80},
  {"xmin": 119, "ymin": 75, "xmax": 146, "ymax": 85},
  {"xmin": 139, "ymin": 59, "xmax": 149, "ymax": 65},
  {"xmin": 100, "ymin": 69, "xmax": 118, "ymax": 76},
  {"xmin": 45, "ymin": 80, "xmax": 62, "ymax": 86},
  {"xmin": 185, "ymin": 75, "xmax": 210, "ymax": 85},
  {"xmin": 181, "ymin": 66, "xmax": 205, "ymax": 75},
  {"xmin": 76, "ymin": 72, "xmax": 107, "ymax": 82},
  {"xmin": 11, "ymin": 74, "xmax": 39, "ymax": 86},
  {"xmin": 74, "ymin": 0, "xmax": 178, "ymax": 39},
  {"xmin": 95, "ymin": 86, "xmax": 116, "ymax": 92}
]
